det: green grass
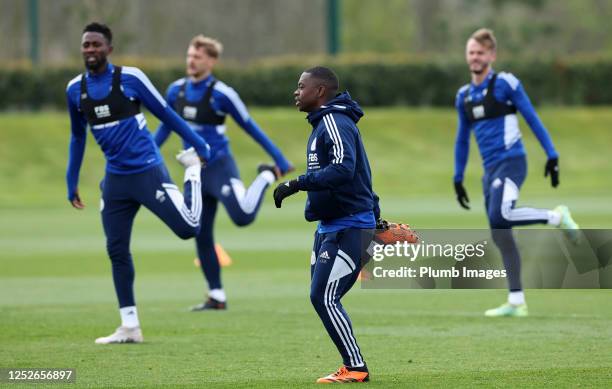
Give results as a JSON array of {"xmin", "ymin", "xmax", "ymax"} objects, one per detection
[
  {"xmin": 1, "ymin": 108, "xmax": 612, "ymax": 388},
  {"xmin": 1, "ymin": 107, "xmax": 612, "ymax": 209}
]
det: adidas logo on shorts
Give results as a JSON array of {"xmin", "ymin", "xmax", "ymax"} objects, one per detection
[{"xmin": 319, "ymin": 251, "xmax": 330, "ymax": 260}]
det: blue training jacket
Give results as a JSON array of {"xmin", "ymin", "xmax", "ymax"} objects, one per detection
[
  {"xmin": 65, "ymin": 63, "xmax": 210, "ymax": 201},
  {"xmin": 154, "ymin": 74, "xmax": 291, "ymax": 172},
  {"xmin": 454, "ymin": 70, "xmax": 558, "ymax": 182},
  {"xmin": 297, "ymin": 92, "xmax": 378, "ymax": 224}
]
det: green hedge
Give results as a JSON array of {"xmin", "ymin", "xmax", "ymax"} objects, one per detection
[{"xmin": 2, "ymin": 58, "xmax": 612, "ymax": 109}]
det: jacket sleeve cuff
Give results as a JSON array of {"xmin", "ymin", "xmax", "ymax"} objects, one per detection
[{"xmin": 296, "ymin": 175, "xmax": 308, "ymax": 191}]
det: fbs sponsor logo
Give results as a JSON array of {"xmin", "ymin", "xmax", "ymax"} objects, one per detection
[
  {"xmin": 155, "ymin": 189, "xmax": 166, "ymax": 203},
  {"xmin": 472, "ymin": 105, "xmax": 485, "ymax": 119},
  {"xmin": 94, "ymin": 104, "xmax": 111, "ymax": 119},
  {"xmin": 308, "ymin": 136, "xmax": 320, "ymax": 169},
  {"xmin": 308, "ymin": 152, "xmax": 319, "ymax": 170},
  {"xmin": 183, "ymin": 106, "xmax": 198, "ymax": 120}
]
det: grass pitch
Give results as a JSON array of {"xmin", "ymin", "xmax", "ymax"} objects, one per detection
[{"xmin": 1, "ymin": 108, "xmax": 611, "ymax": 387}]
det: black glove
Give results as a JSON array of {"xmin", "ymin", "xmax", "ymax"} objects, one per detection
[
  {"xmin": 545, "ymin": 158, "xmax": 559, "ymax": 188},
  {"xmin": 376, "ymin": 218, "xmax": 389, "ymax": 230},
  {"xmin": 454, "ymin": 181, "xmax": 470, "ymax": 210},
  {"xmin": 273, "ymin": 179, "xmax": 299, "ymax": 208}
]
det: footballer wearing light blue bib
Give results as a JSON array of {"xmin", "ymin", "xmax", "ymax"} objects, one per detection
[{"xmin": 453, "ymin": 28, "xmax": 580, "ymax": 317}]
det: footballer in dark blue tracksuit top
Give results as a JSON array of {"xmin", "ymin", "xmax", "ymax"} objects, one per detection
[{"xmin": 274, "ymin": 67, "xmax": 377, "ymax": 383}]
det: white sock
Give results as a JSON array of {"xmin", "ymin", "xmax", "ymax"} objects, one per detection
[
  {"xmin": 547, "ymin": 209, "xmax": 562, "ymax": 226},
  {"xmin": 184, "ymin": 165, "xmax": 201, "ymax": 183},
  {"xmin": 120, "ymin": 306, "xmax": 140, "ymax": 328},
  {"xmin": 508, "ymin": 291, "xmax": 525, "ymax": 306},
  {"xmin": 258, "ymin": 170, "xmax": 276, "ymax": 185},
  {"xmin": 209, "ymin": 289, "xmax": 226, "ymax": 302}
]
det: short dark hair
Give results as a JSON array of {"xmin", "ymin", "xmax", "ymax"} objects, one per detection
[
  {"xmin": 83, "ymin": 22, "xmax": 112, "ymax": 44},
  {"xmin": 304, "ymin": 66, "xmax": 339, "ymax": 92}
]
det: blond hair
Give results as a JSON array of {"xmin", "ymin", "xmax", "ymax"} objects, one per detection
[
  {"xmin": 189, "ymin": 35, "xmax": 223, "ymax": 58},
  {"xmin": 469, "ymin": 28, "xmax": 497, "ymax": 51}
]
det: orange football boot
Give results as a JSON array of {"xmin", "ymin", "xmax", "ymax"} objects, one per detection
[{"xmin": 316, "ymin": 366, "xmax": 369, "ymax": 383}]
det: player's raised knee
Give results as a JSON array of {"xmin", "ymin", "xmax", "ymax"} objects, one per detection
[
  {"xmin": 174, "ymin": 225, "xmax": 200, "ymax": 240},
  {"xmin": 231, "ymin": 213, "xmax": 256, "ymax": 227},
  {"xmin": 488, "ymin": 210, "xmax": 511, "ymax": 229}
]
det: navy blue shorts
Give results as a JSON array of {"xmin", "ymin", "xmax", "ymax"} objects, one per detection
[{"xmin": 482, "ymin": 156, "xmax": 548, "ymax": 229}]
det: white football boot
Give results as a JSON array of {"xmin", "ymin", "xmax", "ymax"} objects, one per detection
[
  {"xmin": 176, "ymin": 147, "xmax": 201, "ymax": 168},
  {"xmin": 554, "ymin": 205, "xmax": 580, "ymax": 244},
  {"xmin": 94, "ymin": 326, "xmax": 143, "ymax": 344}
]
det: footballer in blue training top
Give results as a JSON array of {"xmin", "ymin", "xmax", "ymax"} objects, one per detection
[
  {"xmin": 155, "ymin": 35, "xmax": 293, "ymax": 310},
  {"xmin": 66, "ymin": 23, "xmax": 211, "ymax": 344},
  {"xmin": 274, "ymin": 67, "xmax": 379, "ymax": 383},
  {"xmin": 453, "ymin": 28, "xmax": 580, "ymax": 317}
]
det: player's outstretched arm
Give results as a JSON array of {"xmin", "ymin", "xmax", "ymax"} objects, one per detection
[
  {"xmin": 242, "ymin": 118, "xmax": 294, "ymax": 175},
  {"xmin": 507, "ymin": 75, "xmax": 559, "ymax": 187},
  {"xmin": 153, "ymin": 84, "xmax": 178, "ymax": 149},
  {"xmin": 453, "ymin": 92, "xmax": 471, "ymax": 209},
  {"xmin": 153, "ymin": 123, "xmax": 172, "ymax": 149},
  {"xmin": 273, "ymin": 117, "xmax": 357, "ymax": 208},
  {"xmin": 124, "ymin": 67, "xmax": 210, "ymax": 161},
  {"xmin": 158, "ymin": 108, "xmax": 211, "ymax": 162},
  {"xmin": 218, "ymin": 85, "xmax": 293, "ymax": 174},
  {"xmin": 297, "ymin": 118, "xmax": 357, "ymax": 191},
  {"xmin": 65, "ymin": 89, "xmax": 87, "ymax": 209}
]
